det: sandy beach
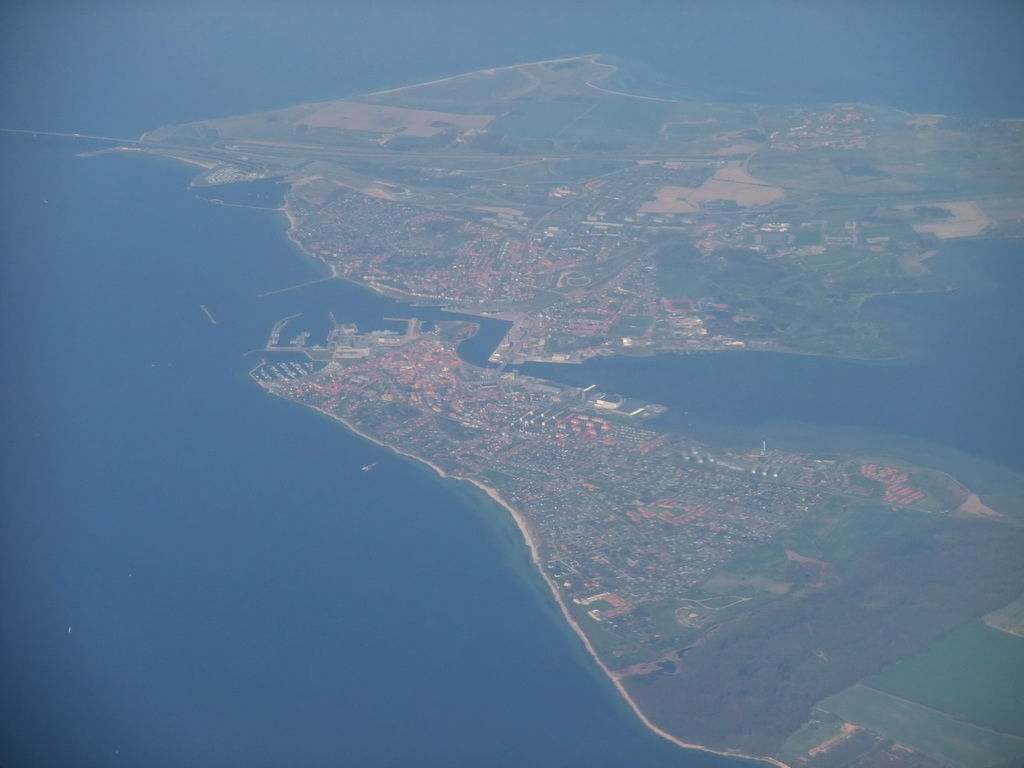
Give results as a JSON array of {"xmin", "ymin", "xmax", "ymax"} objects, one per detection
[
  {"xmin": 361, "ymin": 53, "xmax": 608, "ymax": 102},
  {"xmin": 258, "ymin": 195, "xmax": 790, "ymax": 766},
  {"xmin": 960, "ymin": 492, "xmax": 1001, "ymax": 517},
  {"xmin": 274, "ymin": 389, "xmax": 787, "ymax": 768}
]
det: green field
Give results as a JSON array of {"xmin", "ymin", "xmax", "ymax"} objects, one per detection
[
  {"xmin": 558, "ymin": 96, "xmax": 670, "ymax": 150},
  {"xmin": 748, "ymin": 152, "xmax": 847, "ymax": 191},
  {"xmin": 779, "ymin": 718, "xmax": 850, "ymax": 763},
  {"xmin": 649, "ymin": 237, "xmax": 913, "ymax": 358},
  {"xmin": 583, "ymin": 96, "xmax": 671, "ymax": 132},
  {"xmin": 609, "ymin": 315, "xmax": 652, "ymax": 337},
  {"xmin": 867, "ymin": 622, "xmax": 1024, "ymax": 737},
  {"xmin": 571, "ymin": 604, "xmax": 658, "ymax": 666},
  {"xmin": 719, "ymin": 497, "xmax": 928, "ymax": 583},
  {"xmin": 462, "ymin": 160, "xmax": 563, "ymax": 184},
  {"xmin": 552, "ymin": 158, "xmax": 633, "ymax": 180},
  {"xmin": 488, "ymin": 100, "xmax": 594, "ymax": 139},
  {"xmin": 655, "ymin": 270, "xmax": 709, "ymax": 299},
  {"xmin": 654, "ymin": 242, "xmax": 708, "ymax": 298},
  {"xmin": 640, "ymin": 594, "xmax": 753, "ymax": 641},
  {"xmin": 477, "ymin": 468, "xmax": 513, "ymax": 488},
  {"xmin": 816, "ymin": 684, "xmax": 1024, "ymax": 768}
]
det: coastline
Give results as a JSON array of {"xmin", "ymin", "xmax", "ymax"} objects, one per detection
[
  {"xmin": 277, "ymin": 195, "xmax": 907, "ymax": 366},
  {"xmin": 283, "ymin": 204, "xmax": 345, "ymax": 280},
  {"xmin": 20, "ymin": 10, "xmax": 1019, "ymax": 759},
  {"xmin": 282, "ymin": 393, "xmax": 789, "ymax": 768},
  {"xmin": 139, "ymin": 146, "xmax": 220, "ymax": 170},
  {"xmin": 960, "ymin": 492, "xmax": 1000, "ymax": 517},
  {"xmin": 202, "ymin": 158, "xmax": 992, "ymax": 768},
  {"xmin": 193, "ymin": 146, "xmax": 1015, "ymax": 767},
  {"xmin": 359, "ymin": 53, "xmax": 602, "ymax": 100},
  {"xmin": 275, "ymin": 176, "xmax": 957, "ymax": 367},
  {"xmin": 264, "ymin": 193, "xmax": 851, "ymax": 766}
]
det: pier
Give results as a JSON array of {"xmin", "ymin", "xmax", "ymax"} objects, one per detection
[
  {"xmin": 257, "ymin": 276, "xmax": 335, "ymax": 298},
  {"xmin": 266, "ymin": 313, "xmax": 301, "ymax": 348},
  {"xmin": 0, "ymin": 127, "xmax": 143, "ymax": 145}
]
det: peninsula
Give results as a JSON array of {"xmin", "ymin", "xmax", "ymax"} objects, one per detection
[{"xmin": 133, "ymin": 56, "xmax": 1024, "ymax": 767}]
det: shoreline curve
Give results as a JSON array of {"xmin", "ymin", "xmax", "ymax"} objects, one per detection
[{"xmin": 284, "ymin": 395, "xmax": 789, "ymax": 768}]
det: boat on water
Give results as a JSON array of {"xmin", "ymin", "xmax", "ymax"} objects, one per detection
[{"xmin": 362, "ymin": 462, "xmax": 377, "ymax": 472}]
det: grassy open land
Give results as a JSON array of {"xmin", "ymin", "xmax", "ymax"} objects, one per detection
[
  {"xmin": 460, "ymin": 156, "xmax": 638, "ymax": 185},
  {"xmin": 780, "ymin": 717, "xmax": 849, "ymax": 763},
  {"xmin": 719, "ymin": 496, "xmax": 930, "ymax": 583},
  {"xmin": 560, "ymin": 245, "xmax": 643, "ymax": 287},
  {"xmin": 844, "ymin": 456, "xmax": 969, "ymax": 512},
  {"xmin": 556, "ymin": 96, "xmax": 670, "ymax": 152},
  {"xmin": 748, "ymin": 107, "xmax": 1024, "ymax": 206},
  {"xmin": 458, "ymin": 159, "xmax": 567, "ymax": 185},
  {"xmin": 550, "ymin": 157, "xmax": 634, "ymax": 179},
  {"xmin": 640, "ymin": 600, "xmax": 703, "ymax": 643},
  {"xmin": 193, "ymin": 54, "xmax": 764, "ymax": 160},
  {"xmin": 358, "ymin": 66, "xmax": 538, "ymax": 112},
  {"xmin": 622, "ymin": 519, "xmax": 1024, "ymax": 756},
  {"xmin": 748, "ymin": 151, "xmax": 849, "ymax": 192},
  {"xmin": 151, "ymin": 54, "xmax": 1024, "ymax": 196},
  {"xmin": 816, "ymin": 685, "xmax": 1024, "ymax": 768},
  {"xmin": 488, "ymin": 99, "xmax": 596, "ymax": 139},
  {"xmin": 779, "ymin": 718, "xmax": 892, "ymax": 767},
  {"xmin": 825, "ymin": 439, "xmax": 1024, "ymax": 523},
  {"xmin": 144, "ymin": 55, "xmax": 1024, "ymax": 768},
  {"xmin": 149, "ymin": 54, "xmax": 1024, "ymax": 256},
  {"xmin": 358, "ymin": 56, "xmax": 617, "ymax": 111},
  {"xmin": 583, "ymin": 96, "xmax": 672, "ymax": 133},
  {"xmin": 569, "ymin": 603, "xmax": 661, "ymax": 667},
  {"xmin": 649, "ymin": 101, "xmax": 760, "ymax": 156},
  {"xmin": 609, "ymin": 315, "xmax": 652, "ymax": 338},
  {"xmin": 866, "ymin": 622, "xmax": 1024, "ymax": 737},
  {"xmin": 653, "ymin": 239, "xmax": 912, "ymax": 358},
  {"xmin": 588, "ymin": 54, "xmax": 698, "ymax": 100},
  {"xmin": 145, "ymin": 56, "xmax": 1015, "ymax": 361},
  {"xmin": 640, "ymin": 594, "xmax": 755, "ymax": 644},
  {"xmin": 653, "ymin": 241, "xmax": 710, "ymax": 296},
  {"xmin": 477, "ymin": 468, "xmax": 514, "ymax": 488}
]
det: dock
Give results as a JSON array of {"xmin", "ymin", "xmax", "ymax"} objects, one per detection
[
  {"xmin": 257, "ymin": 276, "xmax": 335, "ymax": 299},
  {"xmin": 266, "ymin": 313, "xmax": 301, "ymax": 347}
]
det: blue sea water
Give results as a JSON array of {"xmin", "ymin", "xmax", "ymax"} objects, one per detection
[
  {"xmin": 524, "ymin": 242, "xmax": 1024, "ymax": 506},
  {"xmin": 1, "ymin": 137, "xmax": 722, "ymax": 768},
  {"xmin": 2, "ymin": 4, "xmax": 1023, "ymax": 767}
]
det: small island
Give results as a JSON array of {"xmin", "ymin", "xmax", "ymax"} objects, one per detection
[{"xmin": 134, "ymin": 56, "xmax": 1024, "ymax": 767}]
